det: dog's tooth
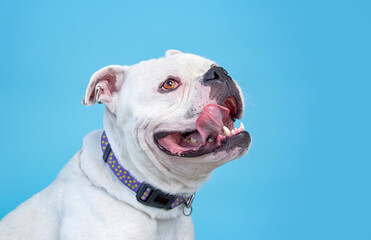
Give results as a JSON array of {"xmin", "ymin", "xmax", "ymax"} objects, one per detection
[
  {"xmin": 231, "ymin": 129, "xmax": 236, "ymax": 135},
  {"xmin": 227, "ymin": 97, "xmax": 236, "ymax": 107},
  {"xmin": 240, "ymin": 122, "xmax": 244, "ymax": 130},
  {"xmin": 223, "ymin": 126, "xmax": 231, "ymax": 136},
  {"xmin": 190, "ymin": 137, "xmax": 197, "ymax": 143}
]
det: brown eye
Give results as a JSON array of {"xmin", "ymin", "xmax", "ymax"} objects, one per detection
[{"xmin": 161, "ymin": 79, "xmax": 180, "ymax": 91}]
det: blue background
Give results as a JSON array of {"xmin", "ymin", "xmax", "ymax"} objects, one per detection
[{"xmin": 1, "ymin": 0, "xmax": 370, "ymax": 239}]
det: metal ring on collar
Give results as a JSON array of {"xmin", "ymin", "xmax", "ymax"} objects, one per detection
[{"xmin": 182, "ymin": 205, "xmax": 193, "ymax": 216}]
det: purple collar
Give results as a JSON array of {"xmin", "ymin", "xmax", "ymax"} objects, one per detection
[{"xmin": 101, "ymin": 132, "xmax": 194, "ymax": 211}]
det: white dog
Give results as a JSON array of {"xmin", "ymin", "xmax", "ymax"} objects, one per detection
[{"xmin": 0, "ymin": 50, "xmax": 251, "ymax": 240}]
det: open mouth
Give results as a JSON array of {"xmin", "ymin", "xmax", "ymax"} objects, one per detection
[{"xmin": 154, "ymin": 96, "xmax": 251, "ymax": 157}]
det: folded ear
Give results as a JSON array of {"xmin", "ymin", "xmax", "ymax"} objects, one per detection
[
  {"xmin": 165, "ymin": 49, "xmax": 183, "ymax": 57},
  {"xmin": 82, "ymin": 65, "xmax": 126, "ymax": 108}
]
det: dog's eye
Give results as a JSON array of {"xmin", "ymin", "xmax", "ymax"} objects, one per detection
[{"xmin": 161, "ymin": 79, "xmax": 180, "ymax": 91}]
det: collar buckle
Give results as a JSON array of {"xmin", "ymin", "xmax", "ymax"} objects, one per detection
[{"xmin": 136, "ymin": 183, "xmax": 176, "ymax": 210}]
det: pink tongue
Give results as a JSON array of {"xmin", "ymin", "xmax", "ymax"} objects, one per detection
[{"xmin": 196, "ymin": 104, "xmax": 230, "ymax": 143}]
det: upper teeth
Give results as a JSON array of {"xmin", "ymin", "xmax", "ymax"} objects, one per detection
[
  {"xmin": 190, "ymin": 137, "xmax": 197, "ymax": 143},
  {"xmin": 227, "ymin": 97, "xmax": 236, "ymax": 107}
]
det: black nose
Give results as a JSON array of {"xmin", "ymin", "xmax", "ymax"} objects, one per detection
[{"xmin": 203, "ymin": 66, "xmax": 230, "ymax": 82}]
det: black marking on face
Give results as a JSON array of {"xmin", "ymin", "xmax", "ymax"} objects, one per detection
[{"xmin": 201, "ymin": 66, "xmax": 243, "ymax": 118}]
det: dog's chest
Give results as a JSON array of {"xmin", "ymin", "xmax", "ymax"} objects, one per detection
[
  {"xmin": 72, "ymin": 203, "xmax": 193, "ymax": 240},
  {"xmin": 94, "ymin": 201, "xmax": 193, "ymax": 240},
  {"xmin": 60, "ymin": 149, "xmax": 194, "ymax": 240}
]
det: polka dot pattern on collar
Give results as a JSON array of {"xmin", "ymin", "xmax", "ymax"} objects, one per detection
[{"xmin": 101, "ymin": 132, "xmax": 190, "ymax": 209}]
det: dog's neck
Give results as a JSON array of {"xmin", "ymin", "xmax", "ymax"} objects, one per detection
[
  {"xmin": 100, "ymin": 131, "xmax": 193, "ymax": 210},
  {"xmin": 78, "ymin": 130, "xmax": 185, "ymax": 219},
  {"xmin": 103, "ymin": 111, "xmax": 210, "ymax": 196}
]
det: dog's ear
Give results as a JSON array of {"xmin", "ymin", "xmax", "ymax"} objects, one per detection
[
  {"xmin": 165, "ymin": 49, "xmax": 183, "ymax": 57},
  {"xmin": 82, "ymin": 65, "xmax": 126, "ymax": 108}
]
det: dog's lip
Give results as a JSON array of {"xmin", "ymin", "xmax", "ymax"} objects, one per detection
[
  {"xmin": 154, "ymin": 130, "xmax": 251, "ymax": 158},
  {"xmin": 180, "ymin": 131, "xmax": 251, "ymax": 157}
]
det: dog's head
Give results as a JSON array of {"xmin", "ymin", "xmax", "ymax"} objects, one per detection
[{"xmin": 83, "ymin": 50, "xmax": 251, "ymax": 188}]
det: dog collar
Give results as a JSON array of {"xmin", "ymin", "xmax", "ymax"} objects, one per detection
[{"xmin": 100, "ymin": 132, "xmax": 194, "ymax": 212}]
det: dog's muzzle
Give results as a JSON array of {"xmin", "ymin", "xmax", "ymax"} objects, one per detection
[{"xmin": 154, "ymin": 66, "xmax": 251, "ymax": 158}]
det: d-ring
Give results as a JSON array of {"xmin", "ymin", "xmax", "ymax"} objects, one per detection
[{"xmin": 182, "ymin": 205, "xmax": 193, "ymax": 216}]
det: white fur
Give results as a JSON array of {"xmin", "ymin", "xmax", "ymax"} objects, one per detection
[{"xmin": 0, "ymin": 50, "xmax": 248, "ymax": 239}]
